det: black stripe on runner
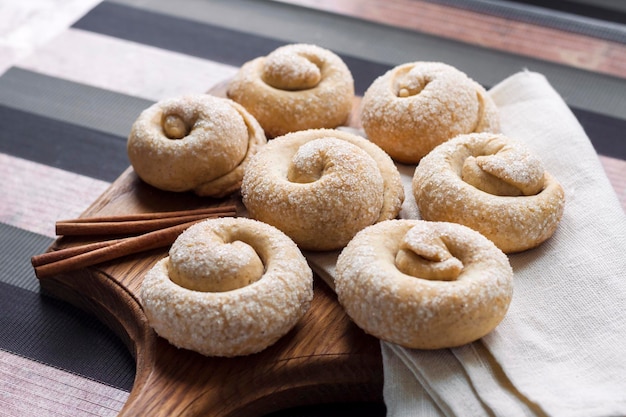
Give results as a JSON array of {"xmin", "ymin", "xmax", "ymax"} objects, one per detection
[
  {"xmin": 0, "ymin": 104, "xmax": 129, "ymax": 182},
  {"xmin": 0, "ymin": 68, "xmax": 153, "ymax": 139},
  {"xmin": 0, "ymin": 223, "xmax": 135, "ymax": 391},
  {"xmin": 575, "ymin": 108, "xmax": 626, "ymax": 160},
  {"xmin": 0, "ymin": 282, "xmax": 135, "ymax": 391},
  {"xmin": 74, "ymin": 1, "xmax": 280, "ymax": 67},
  {"xmin": 71, "ymin": 1, "xmax": 391, "ymax": 96},
  {"xmin": 510, "ymin": 0, "xmax": 626, "ymax": 26},
  {"xmin": 0, "ymin": 224, "xmax": 52, "ymax": 292}
]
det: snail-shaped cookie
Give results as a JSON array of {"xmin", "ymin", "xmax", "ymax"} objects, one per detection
[
  {"xmin": 413, "ymin": 132, "xmax": 566, "ymax": 253},
  {"xmin": 140, "ymin": 217, "xmax": 313, "ymax": 357},
  {"xmin": 335, "ymin": 219, "xmax": 513, "ymax": 350},
  {"xmin": 360, "ymin": 62, "xmax": 500, "ymax": 164},
  {"xmin": 227, "ymin": 43, "xmax": 355, "ymax": 138},
  {"xmin": 127, "ymin": 94, "xmax": 266, "ymax": 197},
  {"xmin": 241, "ymin": 128, "xmax": 404, "ymax": 251}
]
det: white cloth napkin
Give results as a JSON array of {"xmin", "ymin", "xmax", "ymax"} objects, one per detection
[{"xmin": 306, "ymin": 71, "xmax": 626, "ymax": 417}]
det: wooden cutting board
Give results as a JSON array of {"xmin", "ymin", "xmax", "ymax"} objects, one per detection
[{"xmin": 36, "ymin": 96, "xmax": 383, "ymax": 416}]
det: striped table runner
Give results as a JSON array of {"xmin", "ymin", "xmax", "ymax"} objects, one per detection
[{"xmin": 1, "ymin": 1, "xmax": 624, "ymax": 416}]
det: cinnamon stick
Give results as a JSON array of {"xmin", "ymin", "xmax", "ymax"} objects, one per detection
[
  {"xmin": 56, "ymin": 205, "xmax": 237, "ymax": 224},
  {"xmin": 31, "ymin": 238, "xmax": 123, "ymax": 267},
  {"xmin": 32, "ymin": 220, "xmax": 200, "ymax": 279},
  {"xmin": 55, "ymin": 205, "xmax": 237, "ymax": 236}
]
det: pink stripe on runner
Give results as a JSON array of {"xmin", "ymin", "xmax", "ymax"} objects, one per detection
[
  {"xmin": 0, "ymin": 153, "xmax": 110, "ymax": 238},
  {"xmin": 0, "ymin": 350, "xmax": 128, "ymax": 417}
]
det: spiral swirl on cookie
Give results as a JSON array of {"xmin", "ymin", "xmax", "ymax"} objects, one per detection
[
  {"xmin": 335, "ymin": 219, "xmax": 513, "ymax": 349},
  {"xmin": 140, "ymin": 217, "xmax": 313, "ymax": 357},
  {"xmin": 360, "ymin": 62, "xmax": 500, "ymax": 164},
  {"xmin": 127, "ymin": 94, "xmax": 266, "ymax": 197},
  {"xmin": 241, "ymin": 128, "xmax": 404, "ymax": 251},
  {"xmin": 227, "ymin": 43, "xmax": 355, "ymax": 138},
  {"xmin": 413, "ymin": 132, "xmax": 565, "ymax": 253}
]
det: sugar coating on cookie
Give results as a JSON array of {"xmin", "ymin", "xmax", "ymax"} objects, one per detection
[
  {"xmin": 360, "ymin": 61, "xmax": 500, "ymax": 164},
  {"xmin": 335, "ymin": 219, "xmax": 513, "ymax": 349},
  {"xmin": 227, "ymin": 44, "xmax": 355, "ymax": 138},
  {"xmin": 127, "ymin": 94, "xmax": 266, "ymax": 197},
  {"xmin": 241, "ymin": 128, "xmax": 404, "ymax": 251},
  {"xmin": 140, "ymin": 217, "xmax": 313, "ymax": 357},
  {"xmin": 413, "ymin": 132, "xmax": 565, "ymax": 253}
]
